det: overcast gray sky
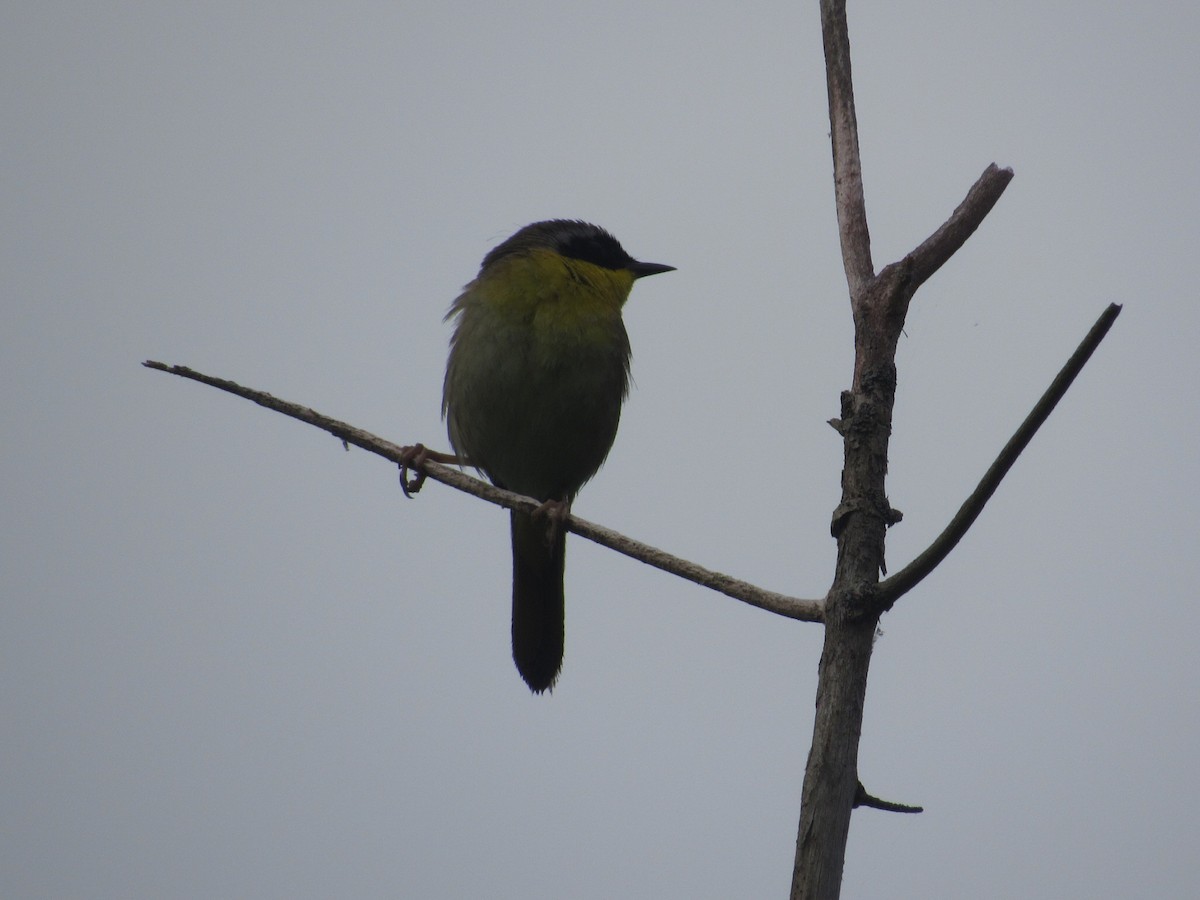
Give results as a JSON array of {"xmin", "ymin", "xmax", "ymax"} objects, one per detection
[{"xmin": 4, "ymin": 2, "xmax": 1198, "ymax": 897}]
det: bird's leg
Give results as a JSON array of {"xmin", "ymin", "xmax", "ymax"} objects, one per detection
[{"xmin": 531, "ymin": 497, "xmax": 572, "ymax": 546}]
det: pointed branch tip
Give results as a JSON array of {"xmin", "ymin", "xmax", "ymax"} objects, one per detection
[{"xmin": 854, "ymin": 781, "xmax": 923, "ymax": 814}]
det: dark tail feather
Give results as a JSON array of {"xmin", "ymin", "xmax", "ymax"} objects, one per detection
[{"xmin": 510, "ymin": 510, "xmax": 566, "ymax": 693}]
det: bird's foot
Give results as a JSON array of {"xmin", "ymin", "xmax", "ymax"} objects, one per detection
[
  {"xmin": 398, "ymin": 445, "xmax": 468, "ymax": 497},
  {"xmin": 398, "ymin": 444, "xmax": 429, "ymax": 497},
  {"xmin": 531, "ymin": 498, "xmax": 571, "ymax": 545}
]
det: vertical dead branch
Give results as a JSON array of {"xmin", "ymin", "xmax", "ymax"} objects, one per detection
[
  {"xmin": 792, "ymin": 9, "xmax": 890, "ymax": 897},
  {"xmin": 794, "ymin": 3, "xmax": 1016, "ymax": 898}
]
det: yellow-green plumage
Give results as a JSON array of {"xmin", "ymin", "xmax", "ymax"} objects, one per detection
[{"xmin": 442, "ymin": 220, "xmax": 673, "ymax": 692}]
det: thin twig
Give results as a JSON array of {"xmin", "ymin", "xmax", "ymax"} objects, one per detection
[
  {"xmin": 568, "ymin": 514, "xmax": 821, "ymax": 621},
  {"xmin": 143, "ymin": 360, "xmax": 824, "ymax": 623},
  {"xmin": 877, "ymin": 302, "xmax": 1123, "ymax": 605}
]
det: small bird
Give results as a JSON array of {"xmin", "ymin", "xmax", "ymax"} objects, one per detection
[{"xmin": 442, "ymin": 220, "xmax": 674, "ymax": 692}]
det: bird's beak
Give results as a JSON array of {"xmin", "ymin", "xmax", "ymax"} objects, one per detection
[{"xmin": 628, "ymin": 260, "xmax": 676, "ymax": 279}]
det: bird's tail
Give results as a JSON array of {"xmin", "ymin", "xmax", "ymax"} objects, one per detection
[{"xmin": 510, "ymin": 510, "xmax": 566, "ymax": 693}]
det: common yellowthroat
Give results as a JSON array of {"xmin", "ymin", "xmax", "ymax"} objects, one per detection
[{"xmin": 442, "ymin": 220, "xmax": 674, "ymax": 692}]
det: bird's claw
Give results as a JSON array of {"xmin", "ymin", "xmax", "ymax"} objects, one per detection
[{"xmin": 398, "ymin": 444, "xmax": 429, "ymax": 498}]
